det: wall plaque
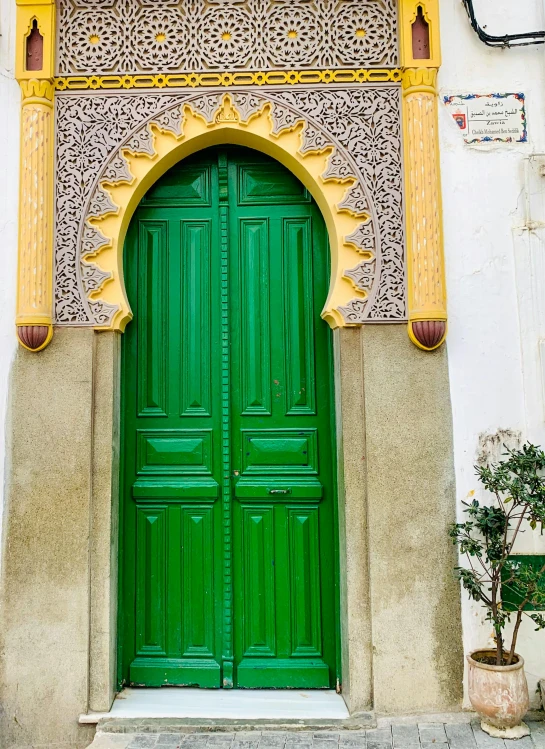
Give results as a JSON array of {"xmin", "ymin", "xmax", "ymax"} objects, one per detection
[{"xmin": 443, "ymin": 92, "xmax": 527, "ymax": 145}]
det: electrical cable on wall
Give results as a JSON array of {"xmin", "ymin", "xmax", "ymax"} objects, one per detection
[{"xmin": 462, "ymin": 0, "xmax": 545, "ymax": 47}]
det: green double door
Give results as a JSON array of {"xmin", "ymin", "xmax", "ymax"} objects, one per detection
[{"xmin": 120, "ymin": 146, "xmax": 338, "ymax": 690}]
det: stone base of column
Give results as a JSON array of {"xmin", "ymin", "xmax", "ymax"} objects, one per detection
[{"xmin": 409, "ymin": 320, "xmax": 446, "ymax": 351}]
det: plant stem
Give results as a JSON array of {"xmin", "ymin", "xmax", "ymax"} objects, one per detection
[
  {"xmin": 498, "ymin": 507, "xmax": 524, "ymax": 575},
  {"xmin": 490, "ymin": 576, "xmax": 503, "ymax": 665},
  {"xmin": 496, "ymin": 629, "xmax": 503, "ymax": 666},
  {"xmin": 506, "ymin": 559, "xmax": 545, "ymax": 662},
  {"xmin": 508, "ymin": 609, "xmax": 525, "ymax": 665}
]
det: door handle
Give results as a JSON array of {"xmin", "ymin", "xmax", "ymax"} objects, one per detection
[{"xmin": 267, "ymin": 488, "xmax": 292, "ymax": 495}]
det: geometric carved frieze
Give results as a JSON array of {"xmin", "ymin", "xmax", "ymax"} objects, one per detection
[
  {"xmin": 57, "ymin": 0, "xmax": 399, "ymax": 76},
  {"xmin": 54, "ymin": 86, "xmax": 404, "ymax": 328}
]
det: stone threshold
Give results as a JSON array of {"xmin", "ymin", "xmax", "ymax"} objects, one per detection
[
  {"xmin": 80, "ymin": 688, "xmax": 353, "ymax": 726},
  {"xmin": 94, "ymin": 716, "xmax": 376, "ymax": 734}
]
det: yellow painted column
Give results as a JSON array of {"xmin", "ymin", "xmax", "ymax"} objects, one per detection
[
  {"xmin": 400, "ymin": 0, "xmax": 447, "ymax": 351},
  {"xmin": 15, "ymin": 0, "xmax": 56, "ymax": 352}
]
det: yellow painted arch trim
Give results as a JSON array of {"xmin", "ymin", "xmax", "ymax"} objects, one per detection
[{"xmin": 86, "ymin": 95, "xmax": 374, "ymax": 331}]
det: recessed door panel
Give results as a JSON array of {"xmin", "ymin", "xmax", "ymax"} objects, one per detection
[
  {"xmin": 181, "ymin": 507, "xmax": 216, "ymax": 658},
  {"xmin": 240, "ymin": 506, "xmax": 276, "ymax": 657},
  {"xmin": 120, "ymin": 146, "xmax": 338, "ymax": 691},
  {"xmin": 137, "ymin": 221, "xmax": 169, "ymax": 418},
  {"xmin": 180, "ymin": 220, "xmax": 213, "ymax": 417}
]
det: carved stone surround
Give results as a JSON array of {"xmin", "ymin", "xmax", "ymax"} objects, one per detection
[{"xmin": 54, "ymin": 86, "xmax": 404, "ymax": 327}]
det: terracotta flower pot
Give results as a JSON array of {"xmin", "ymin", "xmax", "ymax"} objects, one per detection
[{"xmin": 467, "ymin": 649, "xmax": 529, "ymax": 736}]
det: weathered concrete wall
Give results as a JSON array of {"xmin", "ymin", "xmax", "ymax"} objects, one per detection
[
  {"xmin": 335, "ymin": 328, "xmax": 373, "ymax": 714},
  {"xmin": 438, "ymin": 0, "xmax": 545, "ymax": 705},
  {"xmin": 0, "ymin": 329, "xmax": 97, "ymax": 749},
  {"xmin": 0, "ymin": 321, "xmax": 461, "ymax": 749},
  {"xmin": 362, "ymin": 325, "xmax": 463, "ymax": 714},
  {"xmin": 89, "ymin": 332, "xmax": 121, "ymax": 713}
]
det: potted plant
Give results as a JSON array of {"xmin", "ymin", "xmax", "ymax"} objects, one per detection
[{"xmin": 450, "ymin": 443, "xmax": 545, "ymax": 738}]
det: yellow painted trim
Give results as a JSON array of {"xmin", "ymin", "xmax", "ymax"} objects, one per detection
[
  {"xmin": 398, "ymin": 0, "xmax": 441, "ymax": 69},
  {"xmin": 16, "ymin": 81, "xmax": 55, "ymax": 339},
  {"xmin": 399, "ymin": 0, "xmax": 446, "ymax": 349},
  {"xmin": 402, "ymin": 68, "xmax": 447, "ymax": 350},
  {"xmin": 16, "ymin": 0, "xmax": 56, "ymax": 351},
  {"xmin": 85, "ymin": 95, "xmax": 372, "ymax": 331},
  {"xmin": 401, "ymin": 66, "xmax": 438, "ymax": 94},
  {"xmin": 16, "ymin": 0, "xmax": 55, "ymax": 81},
  {"xmin": 54, "ymin": 68, "xmax": 402, "ymax": 92}
]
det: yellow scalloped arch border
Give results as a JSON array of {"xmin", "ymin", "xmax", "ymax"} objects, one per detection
[{"xmin": 87, "ymin": 95, "xmax": 374, "ymax": 331}]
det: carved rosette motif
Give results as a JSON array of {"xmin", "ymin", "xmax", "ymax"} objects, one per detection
[
  {"xmin": 56, "ymin": 0, "xmax": 398, "ymax": 75},
  {"xmin": 53, "ymin": 87, "xmax": 403, "ymax": 328}
]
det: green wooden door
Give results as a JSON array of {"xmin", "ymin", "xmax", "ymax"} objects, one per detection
[{"xmin": 119, "ymin": 146, "xmax": 338, "ymax": 690}]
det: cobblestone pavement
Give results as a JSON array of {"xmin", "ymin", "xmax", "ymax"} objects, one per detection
[{"xmin": 110, "ymin": 722, "xmax": 545, "ymax": 749}]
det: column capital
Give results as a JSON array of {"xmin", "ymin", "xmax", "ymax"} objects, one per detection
[
  {"xmin": 402, "ymin": 67, "xmax": 438, "ymax": 95},
  {"xmin": 20, "ymin": 77, "xmax": 55, "ymax": 104}
]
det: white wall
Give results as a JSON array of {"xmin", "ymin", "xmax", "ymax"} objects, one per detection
[
  {"xmin": 0, "ymin": 0, "xmax": 20, "ymax": 564},
  {"xmin": 439, "ymin": 0, "xmax": 545, "ymax": 707}
]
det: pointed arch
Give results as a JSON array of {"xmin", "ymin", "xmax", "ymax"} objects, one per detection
[{"xmin": 79, "ymin": 91, "xmax": 381, "ymax": 331}]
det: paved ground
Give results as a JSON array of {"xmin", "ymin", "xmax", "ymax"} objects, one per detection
[{"xmin": 91, "ymin": 721, "xmax": 545, "ymax": 749}]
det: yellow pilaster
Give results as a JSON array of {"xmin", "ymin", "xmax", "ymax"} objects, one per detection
[
  {"xmin": 400, "ymin": 0, "xmax": 447, "ymax": 351},
  {"xmin": 15, "ymin": 0, "xmax": 55, "ymax": 352}
]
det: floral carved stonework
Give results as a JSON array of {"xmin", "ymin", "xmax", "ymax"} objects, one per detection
[
  {"xmin": 54, "ymin": 87, "xmax": 404, "ymax": 327},
  {"xmin": 52, "ymin": 0, "xmax": 404, "ymax": 330}
]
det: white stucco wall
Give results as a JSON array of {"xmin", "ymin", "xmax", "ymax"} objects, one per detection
[
  {"xmin": 439, "ymin": 0, "xmax": 545, "ymax": 707},
  {"xmin": 0, "ymin": 0, "xmax": 20, "ymax": 563}
]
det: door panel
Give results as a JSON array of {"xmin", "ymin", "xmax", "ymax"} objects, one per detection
[
  {"xmin": 283, "ymin": 218, "xmax": 316, "ymax": 415},
  {"xmin": 136, "ymin": 221, "xmax": 168, "ymax": 418},
  {"xmin": 120, "ymin": 146, "xmax": 337, "ymax": 690},
  {"xmin": 181, "ymin": 507, "xmax": 216, "ymax": 658},
  {"xmin": 240, "ymin": 506, "xmax": 276, "ymax": 657},
  {"xmin": 180, "ymin": 219, "xmax": 213, "ymax": 417},
  {"xmin": 239, "ymin": 218, "xmax": 271, "ymax": 416}
]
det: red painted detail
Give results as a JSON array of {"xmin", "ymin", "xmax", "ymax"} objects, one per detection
[
  {"xmin": 453, "ymin": 114, "xmax": 467, "ymax": 130},
  {"xmin": 411, "ymin": 320, "xmax": 446, "ymax": 349},
  {"xmin": 412, "ymin": 6, "xmax": 430, "ymax": 60},
  {"xmin": 17, "ymin": 325, "xmax": 49, "ymax": 351},
  {"xmin": 26, "ymin": 20, "xmax": 44, "ymax": 72}
]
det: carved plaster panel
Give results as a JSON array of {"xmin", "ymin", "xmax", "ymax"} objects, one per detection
[
  {"xmin": 272, "ymin": 88, "xmax": 405, "ymax": 319},
  {"xmin": 56, "ymin": 0, "xmax": 398, "ymax": 76},
  {"xmin": 54, "ymin": 86, "xmax": 404, "ymax": 326},
  {"xmin": 55, "ymin": 93, "xmax": 186, "ymax": 324}
]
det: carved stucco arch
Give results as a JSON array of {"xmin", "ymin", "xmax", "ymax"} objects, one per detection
[{"xmin": 80, "ymin": 90, "xmax": 381, "ymax": 331}]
